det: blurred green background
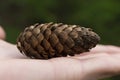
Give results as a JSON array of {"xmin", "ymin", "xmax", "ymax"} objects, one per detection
[{"xmin": 0, "ymin": 0, "xmax": 120, "ymax": 80}]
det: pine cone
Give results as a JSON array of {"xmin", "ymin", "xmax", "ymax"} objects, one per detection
[{"xmin": 17, "ymin": 22, "xmax": 100, "ymax": 59}]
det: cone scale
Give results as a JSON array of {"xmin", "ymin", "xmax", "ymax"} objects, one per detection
[{"xmin": 17, "ymin": 22, "xmax": 100, "ymax": 59}]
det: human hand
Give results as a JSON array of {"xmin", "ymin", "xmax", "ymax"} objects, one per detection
[
  {"xmin": 0, "ymin": 26, "xmax": 6, "ymax": 39},
  {"xmin": 0, "ymin": 27, "xmax": 120, "ymax": 80}
]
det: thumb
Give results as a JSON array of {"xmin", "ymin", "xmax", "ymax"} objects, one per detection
[{"xmin": 0, "ymin": 26, "xmax": 6, "ymax": 40}]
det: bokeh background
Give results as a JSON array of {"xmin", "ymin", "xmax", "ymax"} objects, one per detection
[{"xmin": 0, "ymin": 0, "xmax": 120, "ymax": 80}]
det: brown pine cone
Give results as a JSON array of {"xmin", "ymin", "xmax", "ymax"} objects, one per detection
[{"xmin": 17, "ymin": 22, "xmax": 100, "ymax": 59}]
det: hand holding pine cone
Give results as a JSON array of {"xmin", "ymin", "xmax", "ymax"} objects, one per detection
[{"xmin": 17, "ymin": 22, "xmax": 100, "ymax": 59}]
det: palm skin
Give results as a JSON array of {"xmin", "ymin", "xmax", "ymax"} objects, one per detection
[{"xmin": 0, "ymin": 27, "xmax": 120, "ymax": 80}]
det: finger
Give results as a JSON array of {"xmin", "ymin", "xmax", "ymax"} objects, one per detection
[
  {"xmin": 70, "ymin": 51, "xmax": 120, "ymax": 80},
  {"xmin": 81, "ymin": 53, "xmax": 120, "ymax": 80},
  {"xmin": 91, "ymin": 45, "xmax": 120, "ymax": 53},
  {"xmin": 0, "ymin": 26, "xmax": 6, "ymax": 40},
  {"xmin": 72, "ymin": 52, "xmax": 109, "ymax": 60},
  {"xmin": 51, "ymin": 56, "xmax": 120, "ymax": 80},
  {"xmin": 71, "ymin": 44, "xmax": 120, "ymax": 60}
]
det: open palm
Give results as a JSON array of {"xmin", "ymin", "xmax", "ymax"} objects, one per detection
[
  {"xmin": 0, "ymin": 40, "xmax": 120, "ymax": 80},
  {"xmin": 0, "ymin": 27, "xmax": 120, "ymax": 80}
]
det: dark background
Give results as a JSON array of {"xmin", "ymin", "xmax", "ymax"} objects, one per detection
[{"xmin": 0, "ymin": 0, "xmax": 120, "ymax": 80}]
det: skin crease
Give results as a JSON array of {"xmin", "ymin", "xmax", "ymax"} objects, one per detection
[{"xmin": 0, "ymin": 27, "xmax": 120, "ymax": 80}]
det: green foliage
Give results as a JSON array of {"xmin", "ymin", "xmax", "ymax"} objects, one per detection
[
  {"xmin": 0, "ymin": 0, "xmax": 120, "ymax": 46},
  {"xmin": 3, "ymin": 26, "xmax": 22, "ymax": 44},
  {"xmin": 0, "ymin": 0, "xmax": 120, "ymax": 79}
]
